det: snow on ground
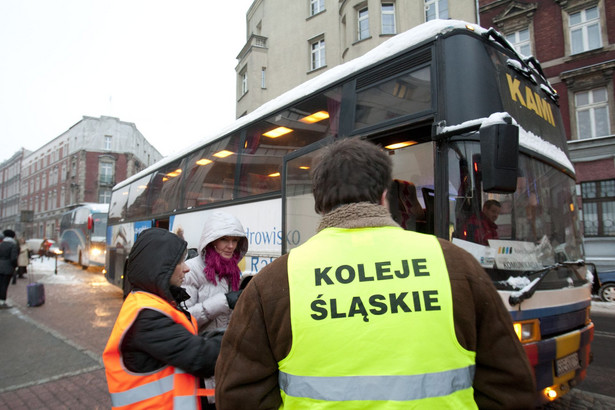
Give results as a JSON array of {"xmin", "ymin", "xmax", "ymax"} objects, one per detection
[{"xmin": 25, "ymin": 255, "xmax": 104, "ymax": 285}]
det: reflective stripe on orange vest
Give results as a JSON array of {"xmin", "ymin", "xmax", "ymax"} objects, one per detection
[{"xmin": 103, "ymin": 291, "xmax": 201, "ymax": 409}]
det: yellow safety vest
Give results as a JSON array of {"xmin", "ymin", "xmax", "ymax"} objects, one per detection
[
  {"xmin": 103, "ymin": 291, "xmax": 201, "ymax": 409},
  {"xmin": 281, "ymin": 226, "xmax": 477, "ymax": 409}
]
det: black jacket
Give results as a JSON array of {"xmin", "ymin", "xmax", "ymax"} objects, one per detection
[
  {"xmin": 0, "ymin": 238, "xmax": 18, "ymax": 276},
  {"xmin": 119, "ymin": 228, "xmax": 222, "ymax": 378}
]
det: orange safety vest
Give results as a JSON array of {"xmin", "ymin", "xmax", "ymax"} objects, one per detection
[{"xmin": 103, "ymin": 291, "xmax": 206, "ymax": 409}]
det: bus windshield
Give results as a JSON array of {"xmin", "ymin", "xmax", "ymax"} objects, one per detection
[
  {"xmin": 448, "ymin": 140, "xmax": 584, "ymax": 283},
  {"xmin": 92, "ymin": 213, "xmax": 108, "ymax": 238}
]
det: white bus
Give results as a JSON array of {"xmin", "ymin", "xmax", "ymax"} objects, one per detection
[
  {"xmin": 59, "ymin": 202, "xmax": 109, "ymax": 269},
  {"xmin": 105, "ymin": 20, "xmax": 593, "ymax": 405}
]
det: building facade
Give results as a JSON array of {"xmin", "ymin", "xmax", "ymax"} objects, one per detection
[
  {"xmin": 235, "ymin": 0, "xmax": 478, "ymax": 116},
  {"xmin": 0, "ymin": 149, "xmax": 31, "ymax": 234},
  {"xmin": 479, "ymin": 0, "xmax": 615, "ymax": 272},
  {"xmin": 16, "ymin": 115, "xmax": 162, "ymax": 240}
]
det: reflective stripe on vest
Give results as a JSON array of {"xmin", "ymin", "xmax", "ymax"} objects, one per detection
[
  {"xmin": 103, "ymin": 291, "xmax": 200, "ymax": 409},
  {"xmin": 110, "ymin": 374, "xmax": 174, "ymax": 407},
  {"xmin": 279, "ymin": 365, "xmax": 475, "ymax": 401},
  {"xmin": 281, "ymin": 226, "xmax": 477, "ymax": 408}
]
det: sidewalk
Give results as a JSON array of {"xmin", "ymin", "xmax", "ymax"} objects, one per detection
[{"xmin": 0, "ymin": 257, "xmax": 120, "ymax": 409}]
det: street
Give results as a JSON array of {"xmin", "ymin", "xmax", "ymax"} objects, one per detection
[{"xmin": 1, "ymin": 257, "xmax": 615, "ymax": 409}]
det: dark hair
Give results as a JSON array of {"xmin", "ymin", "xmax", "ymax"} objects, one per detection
[
  {"xmin": 483, "ymin": 199, "xmax": 501, "ymax": 210},
  {"xmin": 2, "ymin": 229, "xmax": 15, "ymax": 238},
  {"xmin": 311, "ymin": 138, "xmax": 392, "ymax": 214}
]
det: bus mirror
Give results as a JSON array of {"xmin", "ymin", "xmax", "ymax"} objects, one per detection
[
  {"xmin": 87, "ymin": 215, "xmax": 93, "ymax": 230},
  {"xmin": 480, "ymin": 122, "xmax": 519, "ymax": 193}
]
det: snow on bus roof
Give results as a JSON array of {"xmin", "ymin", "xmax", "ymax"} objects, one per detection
[
  {"xmin": 115, "ymin": 20, "xmax": 485, "ymax": 190},
  {"xmin": 441, "ymin": 112, "xmax": 575, "ymax": 174}
]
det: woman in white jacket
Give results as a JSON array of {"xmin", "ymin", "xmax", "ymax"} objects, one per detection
[
  {"xmin": 183, "ymin": 211, "xmax": 248, "ymax": 408},
  {"xmin": 184, "ymin": 210, "xmax": 248, "ymax": 331}
]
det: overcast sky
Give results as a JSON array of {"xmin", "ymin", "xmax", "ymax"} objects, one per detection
[{"xmin": 0, "ymin": 0, "xmax": 254, "ymax": 163}]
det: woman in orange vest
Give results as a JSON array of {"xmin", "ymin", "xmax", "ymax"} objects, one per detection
[{"xmin": 103, "ymin": 227, "xmax": 223, "ymax": 409}]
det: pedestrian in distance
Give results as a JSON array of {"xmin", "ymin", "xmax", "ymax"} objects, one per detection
[
  {"xmin": 183, "ymin": 210, "xmax": 250, "ymax": 409},
  {"xmin": 12, "ymin": 237, "xmax": 28, "ymax": 284},
  {"xmin": 214, "ymin": 137, "xmax": 536, "ymax": 409},
  {"xmin": 0, "ymin": 229, "xmax": 19, "ymax": 308},
  {"xmin": 102, "ymin": 227, "xmax": 223, "ymax": 409}
]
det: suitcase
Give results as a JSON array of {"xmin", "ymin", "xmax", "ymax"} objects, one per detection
[{"xmin": 27, "ymin": 282, "xmax": 45, "ymax": 307}]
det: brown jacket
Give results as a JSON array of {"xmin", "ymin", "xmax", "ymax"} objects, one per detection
[{"xmin": 215, "ymin": 203, "xmax": 536, "ymax": 409}]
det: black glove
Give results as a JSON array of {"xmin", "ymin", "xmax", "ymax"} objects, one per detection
[
  {"xmin": 240, "ymin": 275, "xmax": 253, "ymax": 290},
  {"xmin": 226, "ymin": 290, "xmax": 243, "ymax": 309}
]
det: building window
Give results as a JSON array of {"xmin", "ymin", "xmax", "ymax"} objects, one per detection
[
  {"xmin": 240, "ymin": 68, "xmax": 248, "ymax": 96},
  {"xmin": 99, "ymin": 189, "xmax": 112, "ymax": 204},
  {"xmin": 575, "ymin": 88, "xmax": 610, "ymax": 139},
  {"xmin": 100, "ymin": 162, "xmax": 114, "ymax": 185},
  {"xmin": 582, "ymin": 180, "xmax": 615, "ymax": 236},
  {"xmin": 505, "ymin": 28, "xmax": 531, "ymax": 56},
  {"xmin": 381, "ymin": 3, "xmax": 396, "ymax": 35},
  {"xmin": 310, "ymin": 0, "xmax": 324, "ymax": 16},
  {"xmin": 104, "ymin": 135, "xmax": 112, "ymax": 150},
  {"xmin": 311, "ymin": 38, "xmax": 326, "ymax": 70},
  {"xmin": 358, "ymin": 7, "xmax": 369, "ymax": 41},
  {"xmin": 425, "ymin": 0, "xmax": 448, "ymax": 21},
  {"xmin": 569, "ymin": 6, "xmax": 601, "ymax": 55},
  {"xmin": 261, "ymin": 67, "xmax": 266, "ymax": 89}
]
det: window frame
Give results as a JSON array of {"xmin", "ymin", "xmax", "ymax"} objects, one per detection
[
  {"xmin": 100, "ymin": 162, "xmax": 114, "ymax": 185},
  {"xmin": 310, "ymin": 0, "xmax": 325, "ymax": 16},
  {"xmin": 381, "ymin": 3, "xmax": 396, "ymax": 35},
  {"xmin": 310, "ymin": 37, "xmax": 326, "ymax": 71},
  {"xmin": 240, "ymin": 68, "xmax": 248, "ymax": 96},
  {"xmin": 357, "ymin": 6, "xmax": 370, "ymax": 41},
  {"xmin": 575, "ymin": 87, "xmax": 610, "ymax": 139},
  {"xmin": 425, "ymin": 0, "xmax": 448, "ymax": 22},
  {"xmin": 581, "ymin": 179, "xmax": 615, "ymax": 237},
  {"xmin": 505, "ymin": 28, "xmax": 531, "ymax": 56},
  {"xmin": 569, "ymin": 6, "xmax": 602, "ymax": 55},
  {"xmin": 104, "ymin": 135, "xmax": 112, "ymax": 150}
]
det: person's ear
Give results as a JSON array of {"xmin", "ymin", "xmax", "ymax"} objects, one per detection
[{"xmin": 380, "ymin": 189, "xmax": 389, "ymax": 208}]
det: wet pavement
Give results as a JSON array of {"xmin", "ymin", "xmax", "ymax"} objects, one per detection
[
  {"xmin": 1, "ymin": 257, "xmax": 614, "ymax": 409},
  {"xmin": 0, "ymin": 257, "xmax": 121, "ymax": 409}
]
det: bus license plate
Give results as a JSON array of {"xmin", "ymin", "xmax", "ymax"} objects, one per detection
[{"xmin": 556, "ymin": 353, "xmax": 580, "ymax": 377}]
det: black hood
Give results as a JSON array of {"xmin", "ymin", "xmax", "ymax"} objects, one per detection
[{"xmin": 127, "ymin": 228, "xmax": 187, "ymax": 303}]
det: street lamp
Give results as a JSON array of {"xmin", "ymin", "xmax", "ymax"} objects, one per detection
[{"xmin": 53, "ymin": 248, "xmax": 63, "ymax": 275}]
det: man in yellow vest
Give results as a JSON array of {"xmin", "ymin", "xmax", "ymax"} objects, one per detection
[
  {"xmin": 215, "ymin": 138, "xmax": 536, "ymax": 409},
  {"xmin": 103, "ymin": 228, "xmax": 223, "ymax": 409}
]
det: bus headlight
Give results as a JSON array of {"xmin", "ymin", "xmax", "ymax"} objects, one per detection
[
  {"xmin": 513, "ymin": 319, "xmax": 540, "ymax": 343},
  {"xmin": 90, "ymin": 248, "xmax": 102, "ymax": 257}
]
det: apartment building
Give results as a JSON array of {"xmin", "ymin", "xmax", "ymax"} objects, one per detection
[
  {"xmin": 479, "ymin": 0, "xmax": 615, "ymax": 272},
  {"xmin": 235, "ymin": 0, "xmax": 478, "ymax": 116},
  {"xmin": 15, "ymin": 115, "xmax": 162, "ymax": 240},
  {"xmin": 0, "ymin": 149, "xmax": 31, "ymax": 233}
]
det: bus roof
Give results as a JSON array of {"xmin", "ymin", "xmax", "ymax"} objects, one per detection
[{"xmin": 114, "ymin": 19, "xmax": 487, "ymax": 190}]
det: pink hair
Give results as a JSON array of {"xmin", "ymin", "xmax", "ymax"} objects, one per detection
[{"xmin": 203, "ymin": 244, "xmax": 241, "ymax": 291}]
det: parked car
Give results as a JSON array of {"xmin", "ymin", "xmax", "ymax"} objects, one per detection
[
  {"xmin": 593, "ymin": 270, "xmax": 615, "ymax": 302},
  {"xmin": 25, "ymin": 238, "xmax": 61, "ymax": 258}
]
